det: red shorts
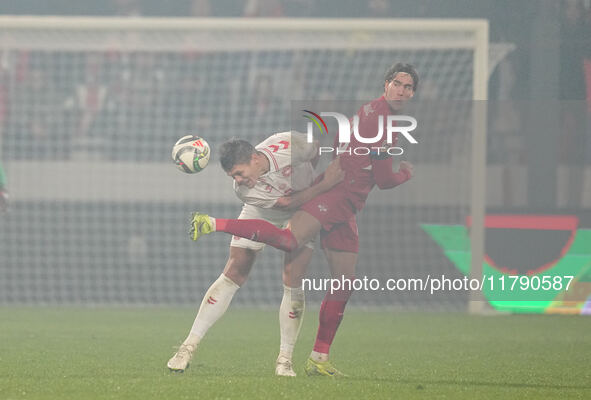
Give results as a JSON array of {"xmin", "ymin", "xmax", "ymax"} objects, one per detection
[{"xmin": 299, "ymin": 188, "xmax": 359, "ymax": 253}]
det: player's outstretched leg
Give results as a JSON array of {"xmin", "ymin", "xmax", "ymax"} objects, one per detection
[{"xmin": 189, "ymin": 212, "xmax": 300, "ymax": 252}]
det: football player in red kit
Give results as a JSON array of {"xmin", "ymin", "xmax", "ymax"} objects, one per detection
[{"xmin": 190, "ymin": 63, "xmax": 417, "ymax": 376}]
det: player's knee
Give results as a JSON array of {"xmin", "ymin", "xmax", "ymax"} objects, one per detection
[
  {"xmin": 279, "ymin": 228, "xmax": 300, "ymax": 252},
  {"xmin": 282, "ymin": 265, "xmax": 305, "ymax": 287},
  {"xmin": 224, "ymin": 248, "xmax": 256, "ymax": 285}
]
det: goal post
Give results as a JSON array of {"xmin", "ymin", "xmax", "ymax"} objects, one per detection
[
  {"xmin": 0, "ymin": 17, "xmax": 498, "ymax": 308},
  {"xmin": 470, "ymin": 21, "xmax": 489, "ymax": 313}
]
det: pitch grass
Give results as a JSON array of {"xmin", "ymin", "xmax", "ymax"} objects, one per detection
[{"xmin": 1, "ymin": 308, "xmax": 590, "ymax": 400}]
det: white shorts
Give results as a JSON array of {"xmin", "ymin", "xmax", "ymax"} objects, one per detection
[{"xmin": 230, "ymin": 204, "xmax": 314, "ymax": 251}]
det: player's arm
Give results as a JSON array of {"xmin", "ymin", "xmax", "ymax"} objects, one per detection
[
  {"xmin": 273, "ymin": 157, "xmax": 344, "ymax": 211},
  {"xmin": 372, "ymin": 153, "xmax": 413, "ymax": 189},
  {"xmin": 291, "ymin": 132, "xmax": 319, "ymax": 165},
  {"xmin": 362, "ymin": 109, "xmax": 412, "ymax": 189},
  {"xmin": 309, "ymin": 145, "xmax": 320, "ymax": 168}
]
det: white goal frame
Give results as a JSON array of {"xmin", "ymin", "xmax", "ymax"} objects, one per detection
[{"xmin": 0, "ymin": 17, "xmax": 488, "ymax": 310}]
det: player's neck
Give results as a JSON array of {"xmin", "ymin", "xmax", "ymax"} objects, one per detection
[{"xmin": 382, "ymin": 94, "xmax": 400, "ymax": 114}]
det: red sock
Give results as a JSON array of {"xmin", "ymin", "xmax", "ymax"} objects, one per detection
[
  {"xmin": 215, "ymin": 218, "xmax": 298, "ymax": 252},
  {"xmin": 313, "ymin": 288, "xmax": 353, "ymax": 354}
]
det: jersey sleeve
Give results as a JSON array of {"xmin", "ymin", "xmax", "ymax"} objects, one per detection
[{"xmin": 371, "ymin": 156, "xmax": 411, "ymax": 190}]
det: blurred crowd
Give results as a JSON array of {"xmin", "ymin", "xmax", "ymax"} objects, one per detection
[
  {"xmin": 0, "ymin": 48, "xmax": 386, "ymax": 161},
  {"xmin": 0, "ymin": 0, "xmax": 514, "ymax": 19},
  {"xmin": 0, "ymin": 0, "xmax": 589, "ymax": 168}
]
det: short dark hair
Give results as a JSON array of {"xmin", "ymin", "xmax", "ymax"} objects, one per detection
[
  {"xmin": 384, "ymin": 63, "xmax": 419, "ymax": 92},
  {"xmin": 219, "ymin": 138, "xmax": 256, "ymax": 172}
]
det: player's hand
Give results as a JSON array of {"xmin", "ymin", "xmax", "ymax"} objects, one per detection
[
  {"xmin": 322, "ymin": 157, "xmax": 345, "ymax": 189},
  {"xmin": 0, "ymin": 189, "xmax": 8, "ymax": 213},
  {"xmin": 399, "ymin": 161, "xmax": 414, "ymax": 179}
]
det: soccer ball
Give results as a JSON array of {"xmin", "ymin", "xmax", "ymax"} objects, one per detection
[{"xmin": 172, "ymin": 135, "xmax": 211, "ymax": 174}]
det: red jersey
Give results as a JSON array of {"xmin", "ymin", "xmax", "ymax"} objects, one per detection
[{"xmin": 331, "ymin": 96, "xmax": 411, "ymax": 211}]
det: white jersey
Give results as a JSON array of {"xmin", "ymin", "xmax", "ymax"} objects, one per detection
[{"xmin": 234, "ymin": 131, "xmax": 317, "ymax": 209}]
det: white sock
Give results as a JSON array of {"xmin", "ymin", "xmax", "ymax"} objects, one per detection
[
  {"xmin": 183, "ymin": 273, "xmax": 240, "ymax": 347},
  {"xmin": 310, "ymin": 350, "xmax": 329, "ymax": 363},
  {"xmin": 278, "ymin": 285, "xmax": 305, "ymax": 360}
]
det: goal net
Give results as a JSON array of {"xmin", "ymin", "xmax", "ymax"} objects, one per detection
[{"xmin": 0, "ymin": 17, "xmax": 513, "ymax": 307}]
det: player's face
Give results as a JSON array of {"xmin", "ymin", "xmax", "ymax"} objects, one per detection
[
  {"xmin": 384, "ymin": 72, "xmax": 414, "ymax": 111},
  {"xmin": 227, "ymin": 158, "xmax": 259, "ymax": 188}
]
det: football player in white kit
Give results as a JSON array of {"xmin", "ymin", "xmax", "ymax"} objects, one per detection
[{"xmin": 167, "ymin": 131, "xmax": 343, "ymax": 376}]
